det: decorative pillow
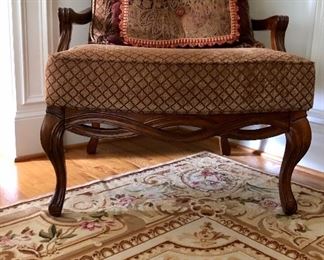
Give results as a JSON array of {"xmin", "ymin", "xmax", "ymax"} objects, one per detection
[
  {"xmin": 90, "ymin": 0, "xmax": 123, "ymax": 44},
  {"xmin": 119, "ymin": 0, "xmax": 241, "ymax": 47},
  {"xmin": 236, "ymin": 0, "xmax": 256, "ymax": 46},
  {"xmin": 90, "ymin": 0, "xmax": 259, "ymax": 47}
]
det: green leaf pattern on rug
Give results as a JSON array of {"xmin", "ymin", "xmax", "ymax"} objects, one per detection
[
  {"xmin": 35, "ymin": 225, "xmax": 76, "ymax": 256},
  {"xmin": 0, "ymin": 152, "xmax": 323, "ymax": 259},
  {"xmin": 39, "ymin": 224, "xmax": 77, "ymax": 242}
]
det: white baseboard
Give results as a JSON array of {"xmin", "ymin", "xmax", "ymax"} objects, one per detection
[
  {"xmin": 308, "ymin": 109, "xmax": 324, "ymax": 125},
  {"xmin": 15, "ymin": 113, "xmax": 89, "ymax": 157},
  {"xmin": 238, "ymin": 115, "xmax": 324, "ymax": 173}
]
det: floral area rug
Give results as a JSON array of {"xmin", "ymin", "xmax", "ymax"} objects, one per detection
[{"xmin": 1, "ymin": 152, "xmax": 324, "ymax": 259}]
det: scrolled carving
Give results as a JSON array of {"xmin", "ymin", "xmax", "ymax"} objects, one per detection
[
  {"xmin": 251, "ymin": 15, "xmax": 289, "ymax": 51},
  {"xmin": 64, "ymin": 109, "xmax": 292, "ymax": 143},
  {"xmin": 57, "ymin": 7, "xmax": 92, "ymax": 52}
]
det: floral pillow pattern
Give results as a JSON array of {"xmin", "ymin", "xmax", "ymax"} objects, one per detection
[
  {"xmin": 90, "ymin": 0, "xmax": 123, "ymax": 44},
  {"xmin": 119, "ymin": 0, "xmax": 241, "ymax": 47}
]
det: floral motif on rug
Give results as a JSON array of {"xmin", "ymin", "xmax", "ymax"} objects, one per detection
[{"xmin": 0, "ymin": 152, "xmax": 323, "ymax": 259}]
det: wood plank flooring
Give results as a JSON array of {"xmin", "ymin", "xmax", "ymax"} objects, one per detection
[{"xmin": 1, "ymin": 136, "xmax": 323, "ymax": 208}]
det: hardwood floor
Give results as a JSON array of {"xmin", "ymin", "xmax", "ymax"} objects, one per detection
[{"xmin": 1, "ymin": 136, "xmax": 323, "ymax": 208}]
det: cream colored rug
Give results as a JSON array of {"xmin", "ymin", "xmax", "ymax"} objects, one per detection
[{"xmin": 0, "ymin": 152, "xmax": 323, "ymax": 259}]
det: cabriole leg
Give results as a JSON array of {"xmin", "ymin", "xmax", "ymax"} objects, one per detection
[
  {"xmin": 40, "ymin": 107, "xmax": 66, "ymax": 217},
  {"xmin": 220, "ymin": 136, "xmax": 231, "ymax": 155},
  {"xmin": 87, "ymin": 123, "xmax": 100, "ymax": 154},
  {"xmin": 279, "ymin": 115, "xmax": 311, "ymax": 215}
]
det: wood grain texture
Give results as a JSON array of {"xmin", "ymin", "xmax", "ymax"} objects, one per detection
[
  {"xmin": 1, "ymin": 137, "xmax": 323, "ymax": 209},
  {"xmin": 87, "ymin": 123, "xmax": 100, "ymax": 155},
  {"xmin": 40, "ymin": 107, "xmax": 66, "ymax": 217},
  {"xmin": 57, "ymin": 7, "xmax": 92, "ymax": 52},
  {"xmin": 252, "ymin": 15, "xmax": 289, "ymax": 51},
  {"xmin": 279, "ymin": 114, "xmax": 312, "ymax": 215},
  {"xmin": 220, "ymin": 136, "xmax": 231, "ymax": 156},
  {"xmin": 63, "ymin": 109, "xmax": 291, "ymax": 142}
]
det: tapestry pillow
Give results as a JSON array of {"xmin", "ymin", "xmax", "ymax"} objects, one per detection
[
  {"xmin": 119, "ymin": 0, "xmax": 240, "ymax": 47},
  {"xmin": 90, "ymin": 0, "xmax": 123, "ymax": 44},
  {"xmin": 90, "ymin": 0, "xmax": 258, "ymax": 47}
]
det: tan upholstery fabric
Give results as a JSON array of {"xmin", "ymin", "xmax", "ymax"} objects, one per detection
[
  {"xmin": 119, "ymin": 0, "xmax": 240, "ymax": 47},
  {"xmin": 45, "ymin": 45, "xmax": 315, "ymax": 114}
]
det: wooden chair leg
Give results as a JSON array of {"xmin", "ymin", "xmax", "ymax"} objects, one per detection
[
  {"xmin": 40, "ymin": 108, "xmax": 66, "ymax": 217},
  {"xmin": 220, "ymin": 136, "xmax": 231, "ymax": 155},
  {"xmin": 279, "ymin": 115, "xmax": 311, "ymax": 215},
  {"xmin": 87, "ymin": 123, "xmax": 100, "ymax": 154}
]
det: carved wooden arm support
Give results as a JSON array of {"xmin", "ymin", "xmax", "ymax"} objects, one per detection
[
  {"xmin": 252, "ymin": 15, "xmax": 289, "ymax": 52},
  {"xmin": 57, "ymin": 7, "xmax": 92, "ymax": 52}
]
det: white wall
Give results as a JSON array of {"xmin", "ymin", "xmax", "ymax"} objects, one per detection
[
  {"xmin": 249, "ymin": 0, "xmax": 316, "ymax": 57},
  {"xmin": 10, "ymin": 0, "xmax": 324, "ymax": 172},
  {"xmin": 0, "ymin": 0, "xmax": 16, "ymax": 160},
  {"xmin": 12, "ymin": 0, "xmax": 90, "ymax": 157}
]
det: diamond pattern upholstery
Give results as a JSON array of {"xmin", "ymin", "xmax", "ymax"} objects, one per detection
[{"xmin": 45, "ymin": 44, "xmax": 315, "ymax": 114}]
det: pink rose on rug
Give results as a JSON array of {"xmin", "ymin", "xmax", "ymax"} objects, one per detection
[
  {"xmin": 0, "ymin": 234, "xmax": 15, "ymax": 247},
  {"xmin": 80, "ymin": 221, "xmax": 102, "ymax": 231},
  {"xmin": 201, "ymin": 169, "xmax": 214, "ymax": 178},
  {"xmin": 114, "ymin": 194, "xmax": 137, "ymax": 207},
  {"xmin": 259, "ymin": 199, "xmax": 279, "ymax": 209}
]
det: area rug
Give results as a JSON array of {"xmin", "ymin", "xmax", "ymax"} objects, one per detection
[{"xmin": 0, "ymin": 152, "xmax": 323, "ymax": 259}]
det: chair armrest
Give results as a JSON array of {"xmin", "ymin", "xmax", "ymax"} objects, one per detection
[
  {"xmin": 57, "ymin": 7, "xmax": 92, "ymax": 52},
  {"xmin": 251, "ymin": 15, "xmax": 289, "ymax": 52}
]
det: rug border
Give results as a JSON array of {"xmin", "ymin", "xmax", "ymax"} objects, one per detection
[{"xmin": 1, "ymin": 151, "xmax": 323, "ymax": 211}]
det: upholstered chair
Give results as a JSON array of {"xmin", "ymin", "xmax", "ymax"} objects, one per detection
[{"xmin": 41, "ymin": 0, "xmax": 315, "ymax": 217}]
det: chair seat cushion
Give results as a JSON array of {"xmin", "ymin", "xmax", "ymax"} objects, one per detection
[{"xmin": 45, "ymin": 45, "xmax": 315, "ymax": 114}]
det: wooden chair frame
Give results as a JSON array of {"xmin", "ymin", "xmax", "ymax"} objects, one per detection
[{"xmin": 41, "ymin": 7, "xmax": 311, "ymax": 217}]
